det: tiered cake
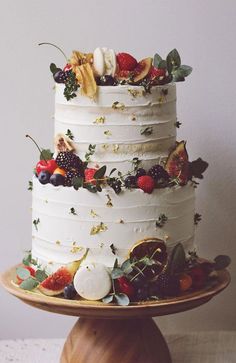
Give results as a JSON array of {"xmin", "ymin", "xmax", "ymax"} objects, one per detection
[
  {"xmin": 32, "ymin": 83, "xmax": 195, "ymax": 272},
  {"xmin": 23, "ymin": 46, "xmax": 209, "ymax": 303}
]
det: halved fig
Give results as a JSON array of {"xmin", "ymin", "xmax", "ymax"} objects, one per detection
[
  {"xmin": 165, "ymin": 141, "xmax": 189, "ymax": 185},
  {"xmin": 133, "ymin": 57, "xmax": 152, "ymax": 83}
]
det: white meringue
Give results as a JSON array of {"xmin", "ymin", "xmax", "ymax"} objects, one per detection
[
  {"xmin": 93, "ymin": 47, "xmax": 117, "ymax": 77},
  {"xmin": 73, "ymin": 263, "xmax": 112, "ymax": 300}
]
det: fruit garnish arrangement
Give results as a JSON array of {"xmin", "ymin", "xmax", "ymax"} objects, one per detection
[
  {"xmin": 15, "ymin": 239, "xmax": 231, "ymax": 306},
  {"xmin": 27, "ymin": 134, "xmax": 208, "ymax": 194},
  {"xmin": 39, "ymin": 43, "xmax": 192, "ymax": 99}
]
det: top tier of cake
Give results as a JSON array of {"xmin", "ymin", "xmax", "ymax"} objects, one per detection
[{"xmin": 55, "ymin": 83, "xmax": 176, "ymax": 173}]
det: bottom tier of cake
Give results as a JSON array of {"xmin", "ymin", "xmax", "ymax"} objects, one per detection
[{"xmin": 31, "ymin": 177, "xmax": 195, "ymax": 273}]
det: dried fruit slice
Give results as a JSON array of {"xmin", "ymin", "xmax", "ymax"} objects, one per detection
[
  {"xmin": 165, "ymin": 141, "xmax": 189, "ymax": 185},
  {"xmin": 38, "ymin": 251, "xmax": 88, "ymax": 296},
  {"xmin": 129, "ymin": 237, "xmax": 167, "ymax": 272},
  {"xmin": 133, "ymin": 57, "xmax": 152, "ymax": 83}
]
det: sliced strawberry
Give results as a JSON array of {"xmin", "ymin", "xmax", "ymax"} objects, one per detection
[
  {"xmin": 84, "ymin": 168, "xmax": 97, "ymax": 185},
  {"xmin": 148, "ymin": 66, "xmax": 166, "ymax": 80},
  {"xmin": 116, "ymin": 53, "xmax": 138, "ymax": 71}
]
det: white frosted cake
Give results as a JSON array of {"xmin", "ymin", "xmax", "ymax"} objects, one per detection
[
  {"xmin": 22, "ymin": 46, "xmax": 209, "ymax": 302},
  {"xmin": 32, "ymin": 82, "xmax": 196, "ymax": 272}
]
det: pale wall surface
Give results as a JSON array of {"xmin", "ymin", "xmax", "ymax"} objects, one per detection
[{"xmin": 0, "ymin": 0, "xmax": 235, "ymax": 339}]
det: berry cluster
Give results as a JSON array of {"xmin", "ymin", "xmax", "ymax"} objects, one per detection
[{"xmin": 124, "ymin": 164, "xmax": 169, "ymax": 194}]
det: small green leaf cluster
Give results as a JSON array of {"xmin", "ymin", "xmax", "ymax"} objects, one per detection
[{"xmin": 154, "ymin": 49, "xmax": 192, "ymax": 83}]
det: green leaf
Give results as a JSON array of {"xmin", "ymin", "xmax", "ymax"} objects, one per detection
[
  {"xmin": 214, "ymin": 255, "xmax": 231, "ymax": 270},
  {"xmin": 102, "ymin": 294, "xmax": 114, "ymax": 304},
  {"xmin": 50, "ymin": 63, "xmax": 61, "ymax": 75},
  {"xmin": 110, "ymin": 244, "xmax": 117, "ymax": 255},
  {"xmin": 35, "ymin": 269, "xmax": 48, "ymax": 282},
  {"xmin": 40, "ymin": 149, "xmax": 53, "ymax": 161},
  {"xmin": 16, "ymin": 267, "xmax": 30, "ymax": 280},
  {"xmin": 22, "ymin": 253, "xmax": 31, "ymax": 266},
  {"xmin": 94, "ymin": 165, "xmax": 107, "ymax": 179},
  {"xmin": 85, "ymin": 184, "xmax": 97, "ymax": 193},
  {"xmin": 72, "ymin": 176, "xmax": 83, "ymax": 190},
  {"xmin": 171, "ymin": 68, "xmax": 186, "ymax": 82},
  {"xmin": 169, "ymin": 243, "xmax": 186, "ymax": 274},
  {"xmin": 140, "ymin": 126, "xmax": 153, "ymax": 136},
  {"xmin": 153, "ymin": 53, "xmax": 162, "ymax": 68},
  {"xmin": 19, "ymin": 277, "xmax": 39, "ymax": 291},
  {"xmin": 179, "ymin": 65, "xmax": 193, "ymax": 77},
  {"xmin": 111, "ymin": 268, "xmax": 124, "ymax": 279},
  {"xmin": 114, "ymin": 293, "xmax": 130, "ymax": 306},
  {"xmin": 28, "ymin": 181, "xmax": 33, "ymax": 191},
  {"xmin": 65, "ymin": 129, "xmax": 74, "ymax": 140},
  {"xmin": 158, "ymin": 60, "xmax": 167, "ymax": 70},
  {"xmin": 166, "ymin": 49, "xmax": 181, "ymax": 73},
  {"xmin": 109, "ymin": 168, "xmax": 117, "ymax": 176},
  {"xmin": 189, "ymin": 158, "xmax": 209, "ymax": 179},
  {"xmin": 141, "ymin": 256, "xmax": 156, "ymax": 266},
  {"xmin": 121, "ymin": 259, "xmax": 133, "ymax": 274}
]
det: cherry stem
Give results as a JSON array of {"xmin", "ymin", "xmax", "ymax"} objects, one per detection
[
  {"xmin": 25, "ymin": 134, "xmax": 48, "ymax": 164},
  {"xmin": 38, "ymin": 42, "xmax": 68, "ymax": 62}
]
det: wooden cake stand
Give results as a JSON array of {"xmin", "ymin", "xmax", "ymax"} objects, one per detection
[{"xmin": 0, "ymin": 265, "xmax": 230, "ymax": 363}]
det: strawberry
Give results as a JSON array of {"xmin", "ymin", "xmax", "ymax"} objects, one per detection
[
  {"xmin": 148, "ymin": 66, "xmax": 166, "ymax": 80},
  {"xmin": 117, "ymin": 276, "xmax": 135, "ymax": 298},
  {"xmin": 116, "ymin": 53, "xmax": 138, "ymax": 71},
  {"xmin": 137, "ymin": 175, "xmax": 155, "ymax": 194},
  {"xmin": 84, "ymin": 168, "xmax": 97, "ymax": 185},
  {"xmin": 63, "ymin": 63, "xmax": 72, "ymax": 72},
  {"xmin": 16, "ymin": 265, "xmax": 36, "ymax": 284},
  {"xmin": 189, "ymin": 266, "xmax": 207, "ymax": 289}
]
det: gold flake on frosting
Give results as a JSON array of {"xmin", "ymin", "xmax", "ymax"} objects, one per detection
[
  {"xmin": 113, "ymin": 144, "xmax": 119, "ymax": 153},
  {"xmin": 128, "ymin": 88, "xmax": 143, "ymax": 98},
  {"xmin": 104, "ymin": 130, "xmax": 112, "ymax": 137},
  {"xmin": 112, "ymin": 101, "xmax": 125, "ymax": 110},
  {"xmin": 90, "ymin": 209, "xmax": 99, "ymax": 218},
  {"xmin": 90, "ymin": 222, "xmax": 108, "ymax": 235},
  {"xmin": 94, "ymin": 116, "xmax": 105, "ymax": 124},
  {"xmin": 70, "ymin": 246, "xmax": 83, "ymax": 254}
]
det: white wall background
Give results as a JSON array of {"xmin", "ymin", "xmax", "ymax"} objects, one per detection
[{"xmin": 0, "ymin": 0, "xmax": 235, "ymax": 339}]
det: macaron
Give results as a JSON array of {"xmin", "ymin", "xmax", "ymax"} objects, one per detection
[
  {"xmin": 93, "ymin": 47, "xmax": 117, "ymax": 77},
  {"xmin": 73, "ymin": 263, "xmax": 112, "ymax": 300}
]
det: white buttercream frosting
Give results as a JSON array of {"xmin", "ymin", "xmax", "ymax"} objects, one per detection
[
  {"xmin": 55, "ymin": 83, "xmax": 177, "ymax": 174},
  {"xmin": 32, "ymin": 177, "xmax": 195, "ymax": 272}
]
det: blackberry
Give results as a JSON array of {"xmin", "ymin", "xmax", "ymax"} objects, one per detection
[
  {"xmin": 135, "ymin": 168, "xmax": 146, "ymax": 178},
  {"xmin": 124, "ymin": 175, "xmax": 136, "ymax": 188},
  {"xmin": 131, "ymin": 274, "xmax": 148, "ymax": 288},
  {"xmin": 53, "ymin": 70, "xmax": 68, "ymax": 84},
  {"xmin": 148, "ymin": 165, "xmax": 169, "ymax": 183},
  {"xmin": 135, "ymin": 285, "xmax": 149, "ymax": 302},
  {"xmin": 64, "ymin": 169, "xmax": 81, "ymax": 187},
  {"xmin": 153, "ymin": 273, "xmax": 180, "ymax": 297},
  {"xmin": 108, "ymin": 179, "xmax": 122, "ymax": 194},
  {"xmin": 56, "ymin": 152, "xmax": 84, "ymax": 175}
]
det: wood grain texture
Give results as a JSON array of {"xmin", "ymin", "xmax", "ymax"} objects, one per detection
[
  {"xmin": 0, "ymin": 265, "xmax": 230, "ymax": 319},
  {"xmin": 61, "ymin": 318, "xmax": 172, "ymax": 363}
]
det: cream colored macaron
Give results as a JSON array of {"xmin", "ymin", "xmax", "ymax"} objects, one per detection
[
  {"xmin": 73, "ymin": 263, "xmax": 112, "ymax": 300},
  {"xmin": 93, "ymin": 47, "xmax": 117, "ymax": 77}
]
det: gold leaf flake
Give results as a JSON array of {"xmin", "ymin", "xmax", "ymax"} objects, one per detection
[
  {"xmin": 55, "ymin": 240, "xmax": 61, "ymax": 245},
  {"xmin": 70, "ymin": 246, "xmax": 83, "ymax": 254},
  {"xmin": 99, "ymin": 242, "xmax": 104, "ymax": 248},
  {"xmin": 90, "ymin": 209, "xmax": 99, "ymax": 218},
  {"xmin": 72, "ymin": 241, "xmax": 77, "ymax": 246},
  {"xmin": 118, "ymin": 219, "xmax": 125, "ymax": 224},
  {"xmin": 112, "ymin": 101, "xmax": 125, "ymax": 110},
  {"xmin": 45, "ymin": 200, "xmax": 48, "ymax": 204},
  {"xmin": 48, "ymin": 261, "xmax": 53, "ymax": 265},
  {"xmin": 112, "ymin": 144, "xmax": 119, "ymax": 153},
  {"xmin": 128, "ymin": 88, "xmax": 143, "ymax": 98},
  {"xmin": 94, "ymin": 116, "xmax": 105, "ymax": 124},
  {"xmin": 104, "ymin": 130, "xmax": 112, "ymax": 137},
  {"xmin": 106, "ymin": 194, "xmax": 113, "ymax": 207},
  {"xmin": 130, "ymin": 114, "xmax": 137, "ymax": 121},
  {"xmin": 102, "ymin": 144, "xmax": 109, "ymax": 150},
  {"xmin": 90, "ymin": 222, "xmax": 108, "ymax": 235}
]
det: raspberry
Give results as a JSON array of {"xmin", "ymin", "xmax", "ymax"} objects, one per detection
[
  {"xmin": 153, "ymin": 273, "xmax": 180, "ymax": 297},
  {"xmin": 137, "ymin": 175, "xmax": 155, "ymax": 194},
  {"xmin": 148, "ymin": 165, "xmax": 169, "ymax": 183},
  {"xmin": 124, "ymin": 176, "xmax": 136, "ymax": 188},
  {"xmin": 116, "ymin": 53, "xmax": 138, "ymax": 71},
  {"xmin": 84, "ymin": 168, "xmax": 97, "ymax": 185},
  {"xmin": 135, "ymin": 168, "xmax": 146, "ymax": 178}
]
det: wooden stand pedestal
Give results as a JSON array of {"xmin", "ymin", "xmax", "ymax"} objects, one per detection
[{"xmin": 0, "ymin": 266, "xmax": 230, "ymax": 363}]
